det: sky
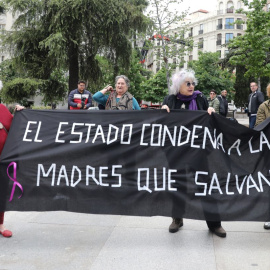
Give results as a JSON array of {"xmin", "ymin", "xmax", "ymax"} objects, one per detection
[{"xmin": 178, "ymin": 0, "xmax": 217, "ymax": 13}]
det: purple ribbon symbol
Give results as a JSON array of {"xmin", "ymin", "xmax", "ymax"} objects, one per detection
[{"xmin": 7, "ymin": 162, "xmax": 23, "ymax": 202}]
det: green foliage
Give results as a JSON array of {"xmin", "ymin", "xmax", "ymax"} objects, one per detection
[
  {"xmin": 120, "ymin": 49, "xmax": 151, "ymax": 103},
  {"xmin": 140, "ymin": 67, "xmax": 168, "ymax": 103},
  {"xmin": 188, "ymin": 52, "xmax": 235, "ymax": 99},
  {"xmin": 0, "ymin": 59, "xmax": 23, "ymax": 82},
  {"xmin": 40, "ymin": 70, "xmax": 68, "ymax": 107},
  {"xmin": 233, "ymin": 65, "xmax": 250, "ymax": 107},
  {"xmin": 228, "ymin": 0, "xmax": 270, "ymax": 83},
  {"xmin": 2, "ymin": 0, "xmax": 149, "ymax": 98},
  {"xmin": 1, "ymin": 78, "xmax": 41, "ymax": 103},
  {"xmin": 143, "ymin": 0, "xmax": 191, "ymax": 90}
]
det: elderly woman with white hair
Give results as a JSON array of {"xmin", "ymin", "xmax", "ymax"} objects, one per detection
[
  {"xmin": 162, "ymin": 68, "xmax": 226, "ymax": 238},
  {"xmin": 93, "ymin": 75, "xmax": 140, "ymax": 110}
]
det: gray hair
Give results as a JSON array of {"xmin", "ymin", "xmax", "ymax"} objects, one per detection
[
  {"xmin": 170, "ymin": 69, "xmax": 198, "ymax": 95},
  {"xmin": 115, "ymin": 75, "xmax": 130, "ymax": 88}
]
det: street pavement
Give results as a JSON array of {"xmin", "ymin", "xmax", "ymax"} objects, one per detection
[
  {"xmin": 2, "ymin": 112, "xmax": 265, "ymax": 270},
  {"xmin": 2, "ymin": 212, "xmax": 270, "ymax": 270}
]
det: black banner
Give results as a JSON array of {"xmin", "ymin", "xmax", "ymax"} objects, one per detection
[{"xmin": 0, "ymin": 109, "xmax": 270, "ymax": 221}]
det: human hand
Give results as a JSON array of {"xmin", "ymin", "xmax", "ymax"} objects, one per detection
[
  {"xmin": 14, "ymin": 105, "xmax": 24, "ymax": 111},
  {"xmin": 161, "ymin": 105, "xmax": 170, "ymax": 113},
  {"xmin": 207, "ymin": 107, "xmax": 215, "ymax": 115}
]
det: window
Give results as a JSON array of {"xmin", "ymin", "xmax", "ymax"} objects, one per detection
[
  {"xmin": 189, "ymin": 55, "xmax": 193, "ymax": 61},
  {"xmin": 219, "ymin": 2, "xmax": 223, "ymax": 11},
  {"xmin": 156, "ymin": 61, "xmax": 160, "ymax": 72},
  {"xmin": 217, "ymin": 18, "xmax": 222, "ymax": 29},
  {"xmin": 217, "ymin": 50, "xmax": 221, "ymax": 58},
  {"xmin": 236, "ymin": 18, "xmax": 243, "ymax": 29},
  {"xmin": 1, "ymin": 56, "xmax": 4, "ymax": 62},
  {"xmin": 225, "ymin": 33, "xmax": 233, "ymax": 43},
  {"xmin": 198, "ymin": 24, "xmax": 203, "ymax": 35},
  {"xmin": 189, "ymin": 27, "xmax": 193, "ymax": 37},
  {"xmin": 179, "ymin": 57, "xmax": 184, "ymax": 68},
  {"xmin": 225, "ymin": 18, "xmax": 234, "ymax": 29},
  {"xmin": 227, "ymin": 1, "xmax": 234, "ymax": 13},
  {"xmin": 198, "ymin": 38, "xmax": 203, "ymax": 49},
  {"xmin": 237, "ymin": 1, "xmax": 241, "ymax": 9},
  {"xmin": 216, "ymin": 34, "xmax": 222, "ymax": 45}
]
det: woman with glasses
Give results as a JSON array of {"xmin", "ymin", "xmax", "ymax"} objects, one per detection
[
  {"xmin": 208, "ymin": 89, "xmax": 220, "ymax": 114},
  {"xmin": 0, "ymin": 104, "xmax": 24, "ymax": 237},
  {"xmin": 161, "ymin": 69, "xmax": 226, "ymax": 238}
]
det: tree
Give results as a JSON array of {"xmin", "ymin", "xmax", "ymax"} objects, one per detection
[
  {"xmin": 188, "ymin": 52, "xmax": 235, "ymax": 99},
  {"xmin": 143, "ymin": 0, "xmax": 191, "ymax": 91},
  {"xmin": 120, "ymin": 49, "xmax": 151, "ymax": 103},
  {"xmin": 3, "ymin": 0, "xmax": 149, "ymax": 93},
  {"xmin": 228, "ymin": 0, "xmax": 270, "ymax": 90},
  {"xmin": 140, "ymin": 67, "xmax": 168, "ymax": 104}
]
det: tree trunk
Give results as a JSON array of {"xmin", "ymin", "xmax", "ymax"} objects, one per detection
[{"xmin": 68, "ymin": 43, "xmax": 79, "ymax": 92}]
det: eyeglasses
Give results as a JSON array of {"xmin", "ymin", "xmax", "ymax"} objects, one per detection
[
  {"xmin": 185, "ymin": 82, "xmax": 196, "ymax": 87},
  {"xmin": 210, "ymin": 93, "xmax": 215, "ymax": 95}
]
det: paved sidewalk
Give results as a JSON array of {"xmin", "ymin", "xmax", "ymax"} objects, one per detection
[{"xmin": 2, "ymin": 212, "xmax": 270, "ymax": 270}]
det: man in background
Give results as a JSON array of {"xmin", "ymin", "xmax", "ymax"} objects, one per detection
[
  {"xmin": 248, "ymin": 82, "xmax": 264, "ymax": 128},
  {"xmin": 218, "ymin": 90, "xmax": 228, "ymax": 117},
  {"xmin": 68, "ymin": 80, "xmax": 92, "ymax": 110}
]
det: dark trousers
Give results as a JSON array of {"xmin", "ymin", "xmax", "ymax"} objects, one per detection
[
  {"xmin": 0, "ymin": 212, "xmax": 4, "ymax": 224},
  {"xmin": 249, "ymin": 115, "xmax": 256, "ymax": 129}
]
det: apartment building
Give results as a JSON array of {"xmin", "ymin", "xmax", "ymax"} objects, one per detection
[{"xmin": 144, "ymin": 0, "xmax": 247, "ymax": 73}]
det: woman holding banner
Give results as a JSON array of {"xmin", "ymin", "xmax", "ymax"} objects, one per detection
[
  {"xmin": 161, "ymin": 69, "xmax": 226, "ymax": 238},
  {"xmin": 93, "ymin": 75, "xmax": 140, "ymax": 110},
  {"xmin": 255, "ymin": 84, "xmax": 270, "ymax": 230},
  {"xmin": 0, "ymin": 104, "xmax": 24, "ymax": 237}
]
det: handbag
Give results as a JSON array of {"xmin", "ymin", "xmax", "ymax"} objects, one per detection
[{"xmin": 0, "ymin": 122, "xmax": 8, "ymax": 134}]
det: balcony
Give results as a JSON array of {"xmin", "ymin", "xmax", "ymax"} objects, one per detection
[
  {"xmin": 236, "ymin": 24, "xmax": 243, "ymax": 30},
  {"xmin": 198, "ymin": 30, "xmax": 203, "ymax": 35},
  {"xmin": 216, "ymin": 24, "xmax": 223, "ymax": 30},
  {"xmin": 227, "ymin": 8, "xmax": 234, "ymax": 13},
  {"xmin": 216, "ymin": 40, "xmax": 222, "ymax": 45}
]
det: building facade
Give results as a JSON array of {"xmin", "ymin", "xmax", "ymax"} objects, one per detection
[{"xmin": 144, "ymin": 0, "xmax": 247, "ymax": 73}]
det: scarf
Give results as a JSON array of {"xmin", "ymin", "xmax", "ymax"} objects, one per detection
[
  {"xmin": 105, "ymin": 91, "xmax": 133, "ymax": 110},
  {"xmin": 177, "ymin": 90, "xmax": 202, "ymax": 111}
]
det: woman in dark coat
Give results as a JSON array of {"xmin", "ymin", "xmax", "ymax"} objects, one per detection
[{"xmin": 162, "ymin": 69, "xmax": 226, "ymax": 238}]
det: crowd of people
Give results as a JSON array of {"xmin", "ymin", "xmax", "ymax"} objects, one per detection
[{"xmin": 1, "ymin": 68, "xmax": 270, "ymax": 238}]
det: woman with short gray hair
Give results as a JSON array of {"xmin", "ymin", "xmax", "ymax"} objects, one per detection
[
  {"xmin": 162, "ymin": 68, "xmax": 226, "ymax": 238},
  {"xmin": 93, "ymin": 75, "xmax": 140, "ymax": 110}
]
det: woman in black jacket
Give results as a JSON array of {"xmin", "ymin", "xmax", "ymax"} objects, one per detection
[{"xmin": 162, "ymin": 69, "xmax": 226, "ymax": 238}]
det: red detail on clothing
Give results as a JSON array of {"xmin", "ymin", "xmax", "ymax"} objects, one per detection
[
  {"xmin": 0, "ymin": 105, "xmax": 13, "ymax": 155},
  {"xmin": 69, "ymin": 94, "xmax": 90, "ymax": 110},
  {"xmin": 0, "ymin": 211, "xmax": 4, "ymax": 224}
]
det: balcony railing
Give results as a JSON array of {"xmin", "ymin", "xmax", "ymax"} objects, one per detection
[
  {"xmin": 227, "ymin": 8, "xmax": 234, "ymax": 13},
  {"xmin": 198, "ymin": 30, "xmax": 203, "ymax": 35},
  {"xmin": 216, "ymin": 40, "xmax": 222, "ymax": 45},
  {"xmin": 216, "ymin": 24, "xmax": 223, "ymax": 30}
]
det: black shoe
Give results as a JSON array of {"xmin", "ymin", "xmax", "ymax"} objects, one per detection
[
  {"xmin": 264, "ymin": 222, "xmax": 270, "ymax": 230},
  {"xmin": 169, "ymin": 218, "xmax": 183, "ymax": 233},
  {"xmin": 209, "ymin": 226, "xmax": 226, "ymax": 238}
]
